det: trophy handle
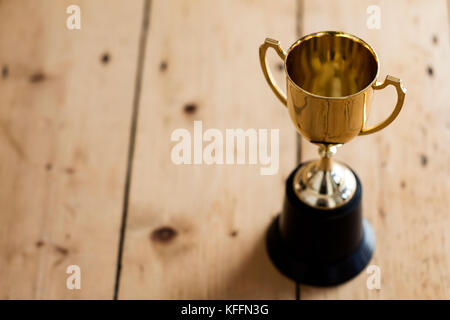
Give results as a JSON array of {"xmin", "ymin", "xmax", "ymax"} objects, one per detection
[
  {"xmin": 259, "ymin": 38, "xmax": 287, "ymax": 106},
  {"xmin": 359, "ymin": 75, "xmax": 406, "ymax": 136}
]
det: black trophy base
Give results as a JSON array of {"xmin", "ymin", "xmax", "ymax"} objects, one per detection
[{"xmin": 266, "ymin": 163, "xmax": 375, "ymax": 286}]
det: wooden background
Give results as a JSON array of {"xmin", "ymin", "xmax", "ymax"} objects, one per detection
[{"xmin": 0, "ymin": 0, "xmax": 448, "ymax": 299}]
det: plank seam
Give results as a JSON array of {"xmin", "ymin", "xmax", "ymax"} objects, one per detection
[
  {"xmin": 295, "ymin": 0, "xmax": 304, "ymax": 165},
  {"xmin": 295, "ymin": 0, "xmax": 306, "ymax": 163},
  {"xmin": 295, "ymin": 0, "xmax": 304, "ymax": 300},
  {"xmin": 295, "ymin": 282, "xmax": 301, "ymax": 300},
  {"xmin": 448, "ymin": 0, "xmax": 450, "ymax": 40},
  {"xmin": 113, "ymin": 0, "xmax": 152, "ymax": 300}
]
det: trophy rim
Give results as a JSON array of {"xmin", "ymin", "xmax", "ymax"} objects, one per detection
[{"xmin": 283, "ymin": 30, "xmax": 380, "ymax": 100}]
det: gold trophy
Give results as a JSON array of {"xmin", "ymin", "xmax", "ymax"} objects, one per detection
[{"xmin": 260, "ymin": 31, "xmax": 406, "ymax": 285}]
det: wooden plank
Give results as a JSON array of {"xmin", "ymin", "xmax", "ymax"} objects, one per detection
[
  {"xmin": 0, "ymin": 0, "xmax": 143, "ymax": 299},
  {"xmin": 119, "ymin": 0, "xmax": 298, "ymax": 299},
  {"xmin": 299, "ymin": 0, "xmax": 450, "ymax": 299}
]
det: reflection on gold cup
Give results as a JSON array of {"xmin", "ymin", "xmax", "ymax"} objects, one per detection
[{"xmin": 259, "ymin": 31, "xmax": 406, "ymax": 209}]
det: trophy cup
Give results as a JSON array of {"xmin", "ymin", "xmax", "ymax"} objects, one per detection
[{"xmin": 259, "ymin": 31, "xmax": 406, "ymax": 285}]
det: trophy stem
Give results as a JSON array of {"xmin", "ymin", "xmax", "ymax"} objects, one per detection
[
  {"xmin": 316, "ymin": 144, "xmax": 338, "ymax": 171},
  {"xmin": 292, "ymin": 144, "xmax": 357, "ymax": 209}
]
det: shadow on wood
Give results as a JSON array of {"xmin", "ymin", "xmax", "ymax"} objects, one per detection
[{"xmin": 215, "ymin": 221, "xmax": 295, "ymax": 299}]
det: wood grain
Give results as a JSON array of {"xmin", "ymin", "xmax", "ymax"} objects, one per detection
[
  {"xmin": 118, "ymin": 0, "xmax": 298, "ymax": 299},
  {"xmin": 299, "ymin": 0, "xmax": 450, "ymax": 299},
  {"xmin": 0, "ymin": 0, "xmax": 143, "ymax": 299},
  {"xmin": 0, "ymin": 0, "xmax": 448, "ymax": 300}
]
